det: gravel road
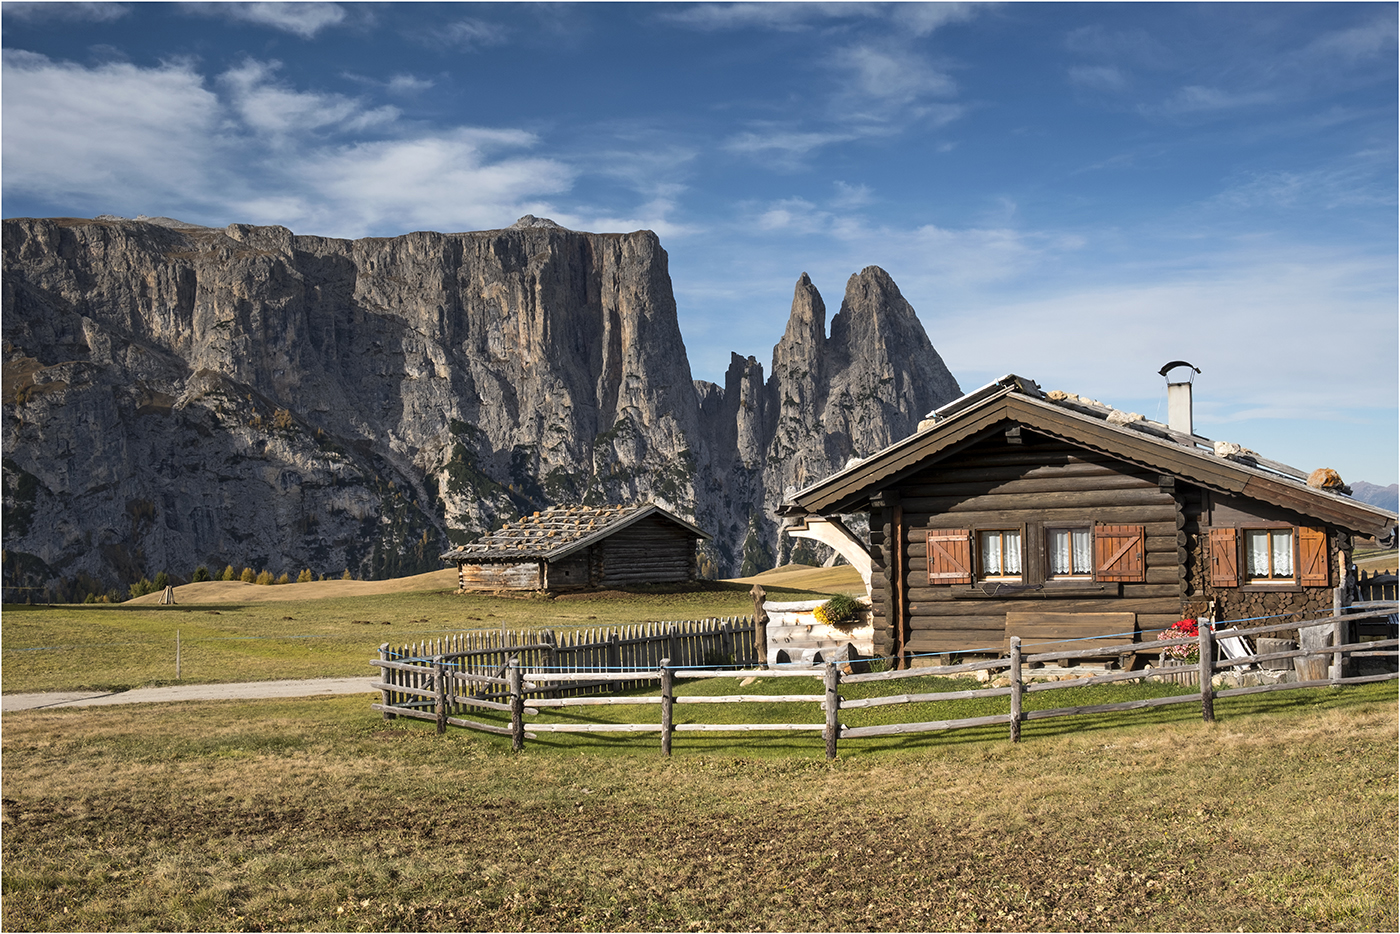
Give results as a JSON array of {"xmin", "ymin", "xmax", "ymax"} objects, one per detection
[{"xmin": 1, "ymin": 677, "xmax": 376, "ymax": 712}]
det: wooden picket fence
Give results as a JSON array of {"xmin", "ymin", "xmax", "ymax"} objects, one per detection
[
  {"xmin": 375, "ymin": 618, "xmax": 759, "ymax": 711},
  {"xmin": 371, "ymin": 606, "xmax": 1397, "ymax": 757}
]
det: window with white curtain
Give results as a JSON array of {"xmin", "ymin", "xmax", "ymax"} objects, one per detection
[
  {"xmin": 978, "ymin": 529, "xmax": 1022, "ymax": 579},
  {"xmin": 1048, "ymin": 528, "xmax": 1093, "ymax": 577},
  {"xmin": 1245, "ymin": 529, "xmax": 1294, "ymax": 580}
]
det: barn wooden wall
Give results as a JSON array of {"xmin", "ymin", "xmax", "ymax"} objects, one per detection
[
  {"xmin": 870, "ymin": 435, "xmax": 1185, "ymax": 660},
  {"xmin": 596, "ymin": 515, "xmax": 697, "ymax": 587},
  {"xmin": 458, "ymin": 561, "xmax": 543, "ymax": 590}
]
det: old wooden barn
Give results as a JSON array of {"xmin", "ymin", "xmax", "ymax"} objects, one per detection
[
  {"xmin": 780, "ymin": 374, "xmax": 1398, "ymax": 667},
  {"xmin": 441, "ymin": 503, "xmax": 710, "ymax": 593}
]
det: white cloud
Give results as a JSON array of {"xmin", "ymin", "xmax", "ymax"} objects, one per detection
[
  {"xmin": 891, "ymin": 2, "xmax": 980, "ymax": 37},
  {"xmin": 660, "ymin": 2, "xmax": 877, "ymax": 32},
  {"xmin": 181, "ymin": 2, "xmax": 347, "ymax": 38},
  {"xmin": 2, "ymin": 52, "xmax": 576, "ymax": 237},
  {"xmin": 3, "ymin": 2, "xmax": 129, "ymax": 23},
  {"xmin": 262, "ymin": 129, "xmax": 574, "ymax": 234},
  {"xmin": 663, "ymin": 2, "xmax": 979, "ymax": 34},
  {"xmin": 219, "ymin": 59, "xmax": 399, "ymax": 141},
  {"xmin": 430, "ymin": 18, "xmax": 509, "ymax": 50},
  {"xmin": 1, "ymin": 51, "xmax": 224, "ymax": 204}
]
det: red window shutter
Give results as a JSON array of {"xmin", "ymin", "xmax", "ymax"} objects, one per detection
[
  {"xmin": 1210, "ymin": 527, "xmax": 1238, "ymax": 587},
  {"xmin": 1298, "ymin": 527, "xmax": 1329, "ymax": 587},
  {"xmin": 1094, "ymin": 525, "xmax": 1146, "ymax": 582},
  {"xmin": 927, "ymin": 529, "xmax": 972, "ymax": 585}
]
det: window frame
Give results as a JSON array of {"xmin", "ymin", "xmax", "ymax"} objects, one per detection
[
  {"xmin": 1243, "ymin": 527, "xmax": 1296, "ymax": 583},
  {"xmin": 1045, "ymin": 526, "xmax": 1094, "ymax": 580},
  {"xmin": 976, "ymin": 527, "xmax": 1024, "ymax": 582}
]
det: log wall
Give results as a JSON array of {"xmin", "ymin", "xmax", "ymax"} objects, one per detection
[
  {"xmin": 871, "ymin": 434, "xmax": 1187, "ymax": 661},
  {"xmin": 595, "ymin": 515, "xmax": 698, "ymax": 588}
]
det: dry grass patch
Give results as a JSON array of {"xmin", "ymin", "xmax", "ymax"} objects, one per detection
[
  {"xmin": 2, "ymin": 684, "xmax": 1395, "ymax": 932},
  {"xmin": 3, "ymin": 582, "xmax": 819, "ymax": 695}
]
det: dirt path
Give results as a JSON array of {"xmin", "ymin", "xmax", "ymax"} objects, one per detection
[{"xmin": 1, "ymin": 677, "xmax": 375, "ymax": 712}]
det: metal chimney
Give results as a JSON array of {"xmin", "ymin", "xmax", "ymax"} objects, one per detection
[{"xmin": 1158, "ymin": 361, "xmax": 1201, "ymax": 436}]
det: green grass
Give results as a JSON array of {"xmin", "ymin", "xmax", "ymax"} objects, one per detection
[
  {"xmin": 2, "ymin": 683, "xmax": 1395, "ymax": 932},
  {"xmin": 1, "ymin": 583, "xmax": 822, "ymax": 695}
]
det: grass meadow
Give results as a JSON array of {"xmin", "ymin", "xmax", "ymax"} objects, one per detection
[{"xmin": 2, "ymin": 574, "xmax": 1397, "ymax": 931}]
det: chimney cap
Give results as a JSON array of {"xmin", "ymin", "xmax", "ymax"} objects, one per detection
[{"xmin": 1159, "ymin": 360, "xmax": 1201, "ymax": 381}]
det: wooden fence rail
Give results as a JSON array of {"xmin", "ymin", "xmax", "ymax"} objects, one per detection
[{"xmin": 371, "ymin": 605, "xmax": 1398, "ymax": 757}]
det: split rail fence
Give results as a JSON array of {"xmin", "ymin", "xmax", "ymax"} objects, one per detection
[{"xmin": 371, "ymin": 606, "xmax": 1397, "ymax": 758}]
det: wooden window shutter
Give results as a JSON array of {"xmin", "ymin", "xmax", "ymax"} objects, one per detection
[
  {"xmin": 1209, "ymin": 527, "xmax": 1239, "ymax": 587},
  {"xmin": 926, "ymin": 529, "xmax": 972, "ymax": 585},
  {"xmin": 1298, "ymin": 527, "xmax": 1329, "ymax": 587},
  {"xmin": 1094, "ymin": 525, "xmax": 1146, "ymax": 582}
]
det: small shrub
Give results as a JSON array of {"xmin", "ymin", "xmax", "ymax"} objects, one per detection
[
  {"xmin": 297, "ymin": 569, "xmax": 313, "ymax": 583},
  {"xmin": 191, "ymin": 566, "xmax": 210, "ymax": 583},
  {"xmin": 84, "ymin": 593, "xmax": 97, "ymax": 604},
  {"xmin": 814, "ymin": 593, "xmax": 861, "ymax": 626},
  {"xmin": 342, "ymin": 569, "xmax": 353, "ymax": 580},
  {"xmin": 240, "ymin": 567, "xmax": 256, "ymax": 583},
  {"xmin": 128, "ymin": 578, "xmax": 156, "ymax": 600},
  {"xmin": 255, "ymin": 570, "xmax": 274, "ymax": 586}
]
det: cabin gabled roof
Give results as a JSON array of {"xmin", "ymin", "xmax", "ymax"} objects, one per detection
[
  {"xmin": 782, "ymin": 374, "xmax": 1398, "ymax": 539},
  {"xmin": 440, "ymin": 502, "xmax": 709, "ymax": 565}
]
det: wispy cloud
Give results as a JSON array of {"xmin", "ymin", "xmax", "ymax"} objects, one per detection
[
  {"xmin": 424, "ymin": 17, "xmax": 509, "ymax": 50},
  {"xmin": 219, "ymin": 60, "xmax": 399, "ymax": 141},
  {"xmin": 724, "ymin": 128, "xmax": 859, "ymax": 165},
  {"xmin": 1149, "ymin": 84, "xmax": 1275, "ymax": 116},
  {"xmin": 1068, "ymin": 64, "xmax": 1128, "ymax": 92},
  {"xmin": 662, "ymin": 2, "xmax": 979, "ymax": 34},
  {"xmin": 659, "ymin": 2, "xmax": 879, "ymax": 32},
  {"xmin": 2, "ymin": 2, "xmax": 129, "ymax": 23},
  {"xmin": 180, "ymin": 2, "xmax": 348, "ymax": 39}
]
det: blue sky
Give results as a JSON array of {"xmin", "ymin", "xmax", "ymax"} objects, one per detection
[{"xmin": 4, "ymin": 2, "xmax": 1397, "ymax": 486}]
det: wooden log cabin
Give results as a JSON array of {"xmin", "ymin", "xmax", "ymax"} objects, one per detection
[
  {"xmin": 779, "ymin": 375, "xmax": 1398, "ymax": 667},
  {"xmin": 441, "ymin": 503, "xmax": 710, "ymax": 593}
]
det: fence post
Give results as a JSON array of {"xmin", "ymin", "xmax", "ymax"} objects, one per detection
[
  {"xmin": 1009, "ymin": 636, "xmax": 1022, "ymax": 743},
  {"xmin": 380, "ymin": 643, "xmax": 396, "ymax": 720},
  {"xmin": 824, "ymin": 662, "xmax": 840, "ymax": 760},
  {"xmin": 508, "ymin": 657, "xmax": 524, "ymax": 752},
  {"xmin": 1198, "ymin": 624, "xmax": 1215, "ymax": 723},
  {"xmin": 608, "ymin": 633, "xmax": 620, "ymax": 692},
  {"xmin": 1331, "ymin": 582, "xmax": 1346, "ymax": 683},
  {"xmin": 176, "ymin": 629, "xmax": 181, "ymax": 680},
  {"xmin": 660, "ymin": 657, "xmax": 674, "ymax": 757},
  {"xmin": 434, "ymin": 656, "xmax": 447, "ymax": 736}
]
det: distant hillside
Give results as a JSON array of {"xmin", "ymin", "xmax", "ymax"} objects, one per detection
[{"xmin": 1351, "ymin": 481, "xmax": 1399, "ymax": 513}]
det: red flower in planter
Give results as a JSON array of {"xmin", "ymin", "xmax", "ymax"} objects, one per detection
[{"xmin": 1157, "ymin": 618, "xmax": 1200, "ymax": 663}]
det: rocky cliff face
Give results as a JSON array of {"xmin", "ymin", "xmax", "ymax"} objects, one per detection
[{"xmin": 2, "ymin": 216, "xmax": 959, "ymax": 597}]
